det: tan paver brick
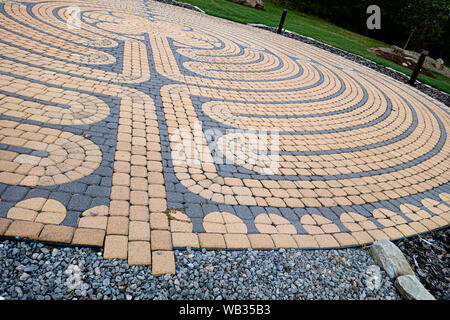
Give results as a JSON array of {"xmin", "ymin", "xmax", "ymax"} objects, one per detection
[
  {"xmin": 152, "ymin": 251, "xmax": 175, "ymax": 276},
  {"xmin": 106, "ymin": 216, "xmax": 129, "ymax": 235},
  {"xmin": 78, "ymin": 216, "xmax": 108, "ymax": 229},
  {"xmin": 149, "ymin": 212, "xmax": 169, "ymax": 229},
  {"xmin": 333, "ymin": 233, "xmax": 358, "ymax": 246},
  {"xmin": 172, "ymin": 232, "xmax": 200, "ymax": 248},
  {"xmin": 128, "ymin": 241, "xmax": 151, "ymax": 265},
  {"xmin": 104, "ymin": 235, "xmax": 128, "ymax": 259},
  {"xmin": 313, "ymin": 234, "xmax": 340, "ymax": 248},
  {"xmin": 271, "ymin": 234, "xmax": 297, "ymax": 248},
  {"xmin": 130, "ymin": 206, "xmax": 149, "ymax": 221},
  {"xmin": 5, "ymin": 220, "xmax": 43, "ymax": 239},
  {"xmin": 0, "ymin": 218, "xmax": 12, "ymax": 235},
  {"xmin": 198, "ymin": 233, "xmax": 226, "ymax": 248},
  {"xmin": 151, "ymin": 230, "xmax": 172, "ymax": 250},
  {"xmin": 366, "ymin": 229, "xmax": 389, "ymax": 241},
  {"xmin": 292, "ymin": 234, "xmax": 319, "ymax": 248},
  {"xmin": 247, "ymin": 234, "xmax": 275, "ymax": 249},
  {"xmin": 109, "ymin": 201, "xmax": 129, "ymax": 216},
  {"xmin": 224, "ymin": 234, "xmax": 250, "ymax": 249},
  {"xmin": 38, "ymin": 225, "xmax": 74, "ymax": 243},
  {"xmin": 149, "ymin": 198, "xmax": 167, "ymax": 212},
  {"xmin": 129, "ymin": 221, "xmax": 150, "ymax": 241},
  {"xmin": 72, "ymin": 228, "xmax": 105, "ymax": 246}
]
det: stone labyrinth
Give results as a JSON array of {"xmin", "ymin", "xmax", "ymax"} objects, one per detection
[{"xmin": 0, "ymin": 0, "xmax": 449, "ymax": 271}]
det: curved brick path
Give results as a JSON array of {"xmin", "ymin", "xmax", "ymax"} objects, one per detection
[{"xmin": 0, "ymin": 0, "xmax": 448, "ymax": 273}]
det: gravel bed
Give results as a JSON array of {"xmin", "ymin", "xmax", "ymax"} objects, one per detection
[{"xmin": 0, "ymin": 239, "xmax": 401, "ymax": 300}]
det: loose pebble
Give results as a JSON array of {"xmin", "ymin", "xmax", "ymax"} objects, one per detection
[{"xmin": 0, "ymin": 239, "xmax": 401, "ymax": 300}]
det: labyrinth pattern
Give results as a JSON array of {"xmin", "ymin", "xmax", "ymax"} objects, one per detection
[{"xmin": 0, "ymin": 0, "xmax": 449, "ymax": 269}]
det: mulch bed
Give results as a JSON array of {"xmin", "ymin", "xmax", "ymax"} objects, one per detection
[
  {"xmin": 368, "ymin": 49, "xmax": 435, "ymax": 78},
  {"xmin": 394, "ymin": 227, "xmax": 450, "ymax": 300}
]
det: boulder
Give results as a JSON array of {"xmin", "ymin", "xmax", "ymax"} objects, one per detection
[
  {"xmin": 227, "ymin": 0, "xmax": 264, "ymax": 10},
  {"xmin": 391, "ymin": 45, "xmax": 405, "ymax": 56},
  {"xmin": 434, "ymin": 58, "xmax": 444, "ymax": 70},
  {"xmin": 395, "ymin": 275, "xmax": 436, "ymax": 300},
  {"xmin": 370, "ymin": 239, "xmax": 414, "ymax": 279}
]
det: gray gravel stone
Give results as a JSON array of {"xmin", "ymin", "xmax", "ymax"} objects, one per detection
[{"xmin": 0, "ymin": 239, "xmax": 402, "ymax": 300}]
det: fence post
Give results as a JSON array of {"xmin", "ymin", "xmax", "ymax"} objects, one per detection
[
  {"xmin": 408, "ymin": 51, "xmax": 428, "ymax": 86},
  {"xmin": 277, "ymin": 9, "xmax": 288, "ymax": 34}
]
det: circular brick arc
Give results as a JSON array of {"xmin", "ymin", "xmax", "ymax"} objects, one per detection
[{"xmin": 0, "ymin": 0, "xmax": 448, "ymax": 258}]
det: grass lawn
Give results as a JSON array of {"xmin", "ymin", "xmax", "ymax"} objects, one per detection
[{"xmin": 175, "ymin": 0, "xmax": 450, "ymax": 94}]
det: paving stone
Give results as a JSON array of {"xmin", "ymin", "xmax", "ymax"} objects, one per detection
[
  {"xmin": 59, "ymin": 182, "xmax": 87, "ymax": 194},
  {"xmin": 129, "ymin": 221, "xmax": 150, "ymax": 241},
  {"xmin": 86, "ymin": 185, "xmax": 110, "ymax": 197},
  {"xmin": 128, "ymin": 241, "xmax": 151, "ymax": 265},
  {"xmin": 130, "ymin": 206, "xmax": 149, "ymax": 221},
  {"xmin": 351, "ymin": 231, "xmax": 374, "ymax": 245},
  {"xmin": 270, "ymin": 234, "xmax": 297, "ymax": 248},
  {"xmin": 224, "ymin": 234, "xmax": 250, "ymax": 249},
  {"xmin": 109, "ymin": 200, "xmax": 129, "ymax": 216},
  {"xmin": 247, "ymin": 234, "xmax": 274, "ymax": 249},
  {"xmin": 313, "ymin": 234, "xmax": 340, "ymax": 248},
  {"xmin": 0, "ymin": 218, "xmax": 12, "ymax": 235},
  {"xmin": 333, "ymin": 232, "xmax": 359, "ymax": 247},
  {"xmin": 292, "ymin": 234, "xmax": 319, "ymax": 248},
  {"xmin": 152, "ymin": 250, "xmax": 175, "ymax": 276},
  {"xmin": 149, "ymin": 212, "xmax": 169, "ymax": 229},
  {"xmin": 38, "ymin": 225, "xmax": 75, "ymax": 243},
  {"xmin": 71, "ymin": 228, "xmax": 105, "ymax": 246},
  {"xmin": 151, "ymin": 230, "xmax": 173, "ymax": 250},
  {"xmin": 198, "ymin": 233, "xmax": 226, "ymax": 249},
  {"xmin": 104, "ymin": 235, "xmax": 128, "ymax": 259},
  {"xmin": 4, "ymin": 220, "xmax": 43, "ymax": 239},
  {"xmin": 1, "ymin": 186, "xmax": 29, "ymax": 201},
  {"xmin": 67, "ymin": 195, "xmax": 92, "ymax": 211},
  {"xmin": 7, "ymin": 207, "xmax": 37, "ymax": 221},
  {"xmin": 106, "ymin": 216, "xmax": 129, "ymax": 235},
  {"xmin": 171, "ymin": 232, "xmax": 200, "ymax": 248},
  {"xmin": 78, "ymin": 216, "xmax": 108, "ymax": 229}
]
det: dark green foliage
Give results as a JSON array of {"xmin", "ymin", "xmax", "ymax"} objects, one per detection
[{"xmin": 267, "ymin": 0, "xmax": 449, "ymax": 60}]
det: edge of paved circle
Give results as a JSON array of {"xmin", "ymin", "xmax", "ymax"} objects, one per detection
[
  {"xmin": 2, "ymin": 224, "xmax": 448, "ymax": 252},
  {"xmin": 0, "ymin": 235, "xmax": 103, "ymax": 250}
]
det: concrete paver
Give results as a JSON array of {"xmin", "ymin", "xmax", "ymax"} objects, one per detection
[{"xmin": 0, "ymin": 0, "xmax": 448, "ymax": 274}]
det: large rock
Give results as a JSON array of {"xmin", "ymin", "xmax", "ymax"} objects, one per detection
[
  {"xmin": 370, "ymin": 239, "xmax": 414, "ymax": 279},
  {"xmin": 433, "ymin": 58, "xmax": 445, "ymax": 70},
  {"xmin": 227, "ymin": 0, "xmax": 265, "ymax": 10},
  {"xmin": 395, "ymin": 275, "xmax": 436, "ymax": 300}
]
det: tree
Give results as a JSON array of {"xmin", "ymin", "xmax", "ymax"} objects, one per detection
[{"xmin": 398, "ymin": 0, "xmax": 449, "ymax": 52}]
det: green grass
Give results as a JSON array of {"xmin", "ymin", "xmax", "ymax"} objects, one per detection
[{"xmin": 177, "ymin": 0, "xmax": 450, "ymax": 94}]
